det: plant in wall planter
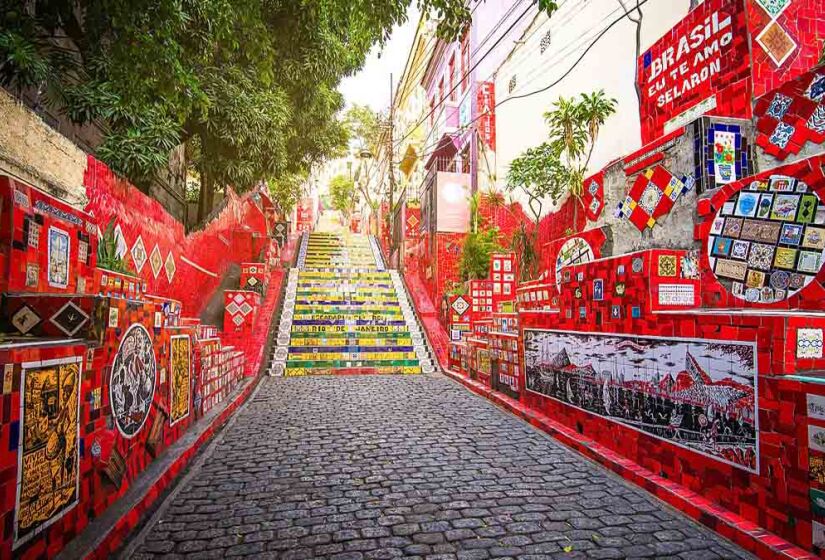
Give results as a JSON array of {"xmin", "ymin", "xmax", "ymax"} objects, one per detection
[
  {"xmin": 97, "ymin": 217, "xmax": 133, "ymax": 275},
  {"xmin": 505, "ymin": 90, "xmax": 617, "ymax": 281}
]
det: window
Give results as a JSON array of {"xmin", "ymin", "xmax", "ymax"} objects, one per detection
[
  {"xmin": 429, "ymin": 98, "xmax": 435, "ymax": 125},
  {"xmin": 461, "ymin": 33, "xmax": 470, "ymax": 92},
  {"xmin": 438, "ymin": 78, "xmax": 445, "ymax": 103},
  {"xmin": 540, "ymin": 29, "xmax": 552, "ymax": 54},
  {"xmin": 448, "ymin": 54, "xmax": 456, "ymax": 101}
]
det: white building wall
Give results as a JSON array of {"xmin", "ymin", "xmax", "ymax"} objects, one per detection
[{"xmin": 493, "ymin": 0, "xmax": 691, "ymax": 216}]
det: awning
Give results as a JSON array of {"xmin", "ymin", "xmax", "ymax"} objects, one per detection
[{"xmin": 424, "ymin": 134, "xmax": 461, "ymax": 170}]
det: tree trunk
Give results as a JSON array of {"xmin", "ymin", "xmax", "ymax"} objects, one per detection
[
  {"xmin": 197, "ymin": 172, "xmax": 208, "ymax": 223},
  {"xmin": 197, "ymin": 167, "xmax": 215, "ymax": 223},
  {"xmin": 206, "ymin": 181, "xmax": 215, "ymax": 216}
]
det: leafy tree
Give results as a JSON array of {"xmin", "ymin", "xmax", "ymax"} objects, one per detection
[
  {"xmin": 505, "ymin": 142, "xmax": 570, "ymax": 222},
  {"xmin": 505, "ymin": 90, "xmax": 617, "ymax": 280},
  {"xmin": 329, "ymin": 174, "xmax": 359, "ymax": 220},
  {"xmin": 345, "ymin": 104, "xmax": 382, "ymax": 155},
  {"xmin": 507, "ymin": 90, "xmax": 616, "ymax": 218},
  {"xmin": 2, "ymin": 0, "xmax": 532, "ymax": 218},
  {"xmin": 268, "ymin": 172, "xmax": 308, "ymax": 219},
  {"xmin": 345, "ymin": 104, "xmax": 386, "ymax": 218}
]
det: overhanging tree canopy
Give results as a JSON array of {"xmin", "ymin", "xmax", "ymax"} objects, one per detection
[{"xmin": 0, "ymin": 0, "xmax": 478, "ymax": 204}]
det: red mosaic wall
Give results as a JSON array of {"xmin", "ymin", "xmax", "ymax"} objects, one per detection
[
  {"xmin": 0, "ymin": 151, "xmax": 283, "ymax": 558},
  {"xmin": 637, "ymin": 0, "xmax": 751, "ymax": 144},
  {"xmin": 415, "ymin": 12, "xmax": 825, "ymax": 553},
  {"xmin": 516, "ymin": 246, "xmax": 819, "ymax": 548},
  {"xmin": 747, "ymin": 0, "xmax": 825, "ymax": 98},
  {"xmin": 83, "ymin": 156, "xmax": 269, "ymax": 315},
  {"xmin": 0, "ymin": 176, "xmax": 97, "ymax": 296},
  {"xmin": 0, "ymin": 295, "xmax": 228, "ymax": 558},
  {"xmin": 430, "ymin": 155, "xmax": 825, "ymax": 555},
  {"xmin": 754, "ymin": 65, "xmax": 825, "ymax": 161}
]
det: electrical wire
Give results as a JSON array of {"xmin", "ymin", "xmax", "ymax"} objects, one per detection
[
  {"xmin": 393, "ymin": 0, "xmax": 582, "ymax": 149},
  {"xmin": 497, "ymin": 1, "xmax": 622, "ymax": 92},
  {"xmin": 392, "ymin": 2, "xmax": 538, "ymax": 149},
  {"xmin": 407, "ymin": 0, "xmax": 650, "ymax": 165},
  {"xmin": 407, "ymin": 0, "xmax": 617, "ymax": 161},
  {"xmin": 392, "ymin": 0, "xmax": 526, "ymax": 115}
]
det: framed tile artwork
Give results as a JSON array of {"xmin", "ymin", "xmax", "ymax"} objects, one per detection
[{"xmin": 707, "ymin": 175, "xmax": 825, "ymax": 303}]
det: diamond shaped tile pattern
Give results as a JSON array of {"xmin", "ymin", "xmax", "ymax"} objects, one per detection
[
  {"xmin": 11, "ymin": 304, "xmax": 41, "ymax": 335},
  {"xmin": 50, "ymin": 301, "xmax": 90, "ymax": 336},
  {"xmin": 164, "ymin": 252, "xmax": 177, "ymax": 283},
  {"xmin": 451, "ymin": 296, "xmax": 470, "ymax": 315},
  {"xmin": 131, "ymin": 235, "xmax": 147, "ymax": 273},
  {"xmin": 150, "ymin": 245, "xmax": 163, "ymax": 278}
]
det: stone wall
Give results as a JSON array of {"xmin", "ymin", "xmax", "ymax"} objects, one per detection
[
  {"xmin": 0, "ymin": 87, "xmax": 189, "ymax": 222},
  {"xmin": 0, "ymin": 87, "xmax": 87, "ymax": 207}
]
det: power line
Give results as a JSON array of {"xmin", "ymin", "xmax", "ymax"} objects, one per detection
[
  {"xmin": 392, "ymin": 0, "xmax": 525, "ymax": 120},
  {"xmin": 394, "ymin": 0, "xmax": 581, "ymax": 152},
  {"xmin": 409, "ymin": 0, "xmax": 651, "ymax": 164},
  {"xmin": 410, "ymin": 1, "xmax": 616, "ymax": 160},
  {"xmin": 503, "ymin": 3, "xmax": 626, "ymax": 97},
  {"xmin": 392, "ymin": 2, "xmax": 537, "ymax": 150},
  {"xmin": 406, "ymin": 0, "xmax": 607, "ymax": 162},
  {"xmin": 496, "ymin": 1, "xmax": 619, "ymax": 91},
  {"xmin": 392, "ymin": 2, "xmax": 529, "ymax": 153}
]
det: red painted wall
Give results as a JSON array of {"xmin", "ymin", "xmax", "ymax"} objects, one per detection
[{"xmin": 83, "ymin": 156, "xmax": 269, "ymax": 315}]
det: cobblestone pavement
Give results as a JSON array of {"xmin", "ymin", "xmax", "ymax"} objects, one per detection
[{"xmin": 128, "ymin": 375, "xmax": 754, "ymax": 560}]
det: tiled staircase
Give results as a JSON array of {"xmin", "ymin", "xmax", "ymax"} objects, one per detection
[{"xmin": 269, "ymin": 232, "xmax": 435, "ymax": 376}]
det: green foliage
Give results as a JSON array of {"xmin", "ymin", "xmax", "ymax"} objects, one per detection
[
  {"xmin": 345, "ymin": 104, "xmax": 382, "ymax": 155},
  {"xmin": 459, "ymin": 228, "xmax": 502, "ymax": 283},
  {"xmin": 96, "ymin": 218, "xmax": 131, "ymax": 274},
  {"xmin": 506, "ymin": 90, "xmax": 617, "ymax": 214},
  {"xmin": 510, "ymin": 223, "xmax": 538, "ymax": 282},
  {"xmin": 0, "ymin": 0, "xmax": 474, "ymax": 191},
  {"xmin": 447, "ymin": 282, "xmax": 467, "ymax": 296},
  {"xmin": 504, "ymin": 90, "xmax": 616, "ymax": 281},
  {"xmin": 329, "ymin": 174, "xmax": 359, "ymax": 219},
  {"xmin": 268, "ymin": 172, "xmax": 308, "ymax": 218},
  {"xmin": 537, "ymin": 0, "xmax": 560, "ymax": 15},
  {"xmin": 506, "ymin": 142, "xmax": 570, "ymax": 218}
]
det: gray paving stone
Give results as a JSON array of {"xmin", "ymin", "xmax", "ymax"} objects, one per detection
[{"xmin": 128, "ymin": 375, "xmax": 755, "ymax": 559}]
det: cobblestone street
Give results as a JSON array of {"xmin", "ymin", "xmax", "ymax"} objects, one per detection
[{"xmin": 128, "ymin": 375, "xmax": 754, "ymax": 560}]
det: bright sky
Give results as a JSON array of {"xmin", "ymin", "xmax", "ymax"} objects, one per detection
[{"xmin": 338, "ymin": 5, "xmax": 421, "ymax": 112}]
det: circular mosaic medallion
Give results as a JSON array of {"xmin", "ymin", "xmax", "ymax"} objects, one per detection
[
  {"xmin": 707, "ymin": 176, "xmax": 825, "ymax": 303},
  {"xmin": 109, "ymin": 323, "xmax": 157, "ymax": 438},
  {"xmin": 555, "ymin": 237, "xmax": 594, "ymax": 291},
  {"xmin": 769, "ymin": 270, "xmax": 790, "ymax": 290}
]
